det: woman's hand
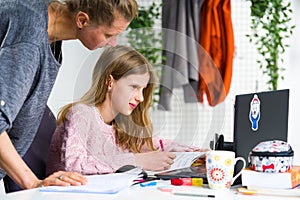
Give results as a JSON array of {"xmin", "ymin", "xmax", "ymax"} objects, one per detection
[
  {"xmin": 32, "ymin": 171, "xmax": 88, "ymax": 188},
  {"xmin": 134, "ymin": 151, "xmax": 176, "ymax": 171}
]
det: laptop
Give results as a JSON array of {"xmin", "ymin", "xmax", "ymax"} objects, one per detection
[{"xmin": 233, "ymin": 89, "xmax": 289, "ymax": 183}]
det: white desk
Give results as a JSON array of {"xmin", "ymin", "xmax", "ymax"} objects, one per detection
[{"xmin": 1, "ymin": 181, "xmax": 298, "ymax": 200}]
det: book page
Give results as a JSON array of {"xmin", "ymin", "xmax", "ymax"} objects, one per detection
[
  {"xmin": 170, "ymin": 152, "xmax": 206, "ymax": 171},
  {"xmin": 146, "ymin": 152, "xmax": 206, "ymax": 175}
]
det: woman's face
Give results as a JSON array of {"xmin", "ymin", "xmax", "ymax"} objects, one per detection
[
  {"xmin": 110, "ymin": 73, "xmax": 150, "ymax": 116},
  {"xmin": 78, "ymin": 15, "xmax": 129, "ymax": 50}
]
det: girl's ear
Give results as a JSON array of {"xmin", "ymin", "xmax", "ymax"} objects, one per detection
[
  {"xmin": 106, "ymin": 75, "xmax": 115, "ymax": 90},
  {"xmin": 76, "ymin": 11, "xmax": 90, "ymax": 29}
]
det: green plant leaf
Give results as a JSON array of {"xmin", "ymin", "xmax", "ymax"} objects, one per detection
[{"xmin": 246, "ymin": 0, "xmax": 295, "ymax": 90}]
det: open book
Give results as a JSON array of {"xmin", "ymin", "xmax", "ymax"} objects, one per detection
[
  {"xmin": 169, "ymin": 152, "xmax": 206, "ymax": 171},
  {"xmin": 147, "ymin": 151, "xmax": 207, "ymax": 178}
]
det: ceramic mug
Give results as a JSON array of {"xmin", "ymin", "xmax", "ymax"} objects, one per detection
[{"xmin": 206, "ymin": 150, "xmax": 246, "ymax": 190}]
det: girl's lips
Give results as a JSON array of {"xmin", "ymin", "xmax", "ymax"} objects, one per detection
[{"xmin": 129, "ymin": 103, "xmax": 136, "ymax": 109}]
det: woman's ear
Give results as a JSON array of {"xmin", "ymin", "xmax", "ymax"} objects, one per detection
[{"xmin": 76, "ymin": 11, "xmax": 90, "ymax": 30}]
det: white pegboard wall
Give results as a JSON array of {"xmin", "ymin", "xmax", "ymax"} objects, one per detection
[{"xmin": 146, "ymin": 0, "xmax": 269, "ymax": 148}]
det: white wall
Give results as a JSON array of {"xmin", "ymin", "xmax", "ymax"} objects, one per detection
[
  {"xmin": 48, "ymin": 1, "xmax": 300, "ymax": 164},
  {"xmin": 283, "ymin": 1, "xmax": 300, "ymax": 165}
]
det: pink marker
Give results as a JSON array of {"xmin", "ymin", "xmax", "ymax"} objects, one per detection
[{"xmin": 159, "ymin": 139, "xmax": 164, "ymax": 151}]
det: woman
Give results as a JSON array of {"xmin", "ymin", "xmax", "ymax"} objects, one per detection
[
  {"xmin": 0, "ymin": 0, "xmax": 138, "ymax": 189},
  {"xmin": 47, "ymin": 45, "xmax": 201, "ymax": 175}
]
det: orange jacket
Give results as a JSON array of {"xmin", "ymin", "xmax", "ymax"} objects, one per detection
[{"xmin": 198, "ymin": 0, "xmax": 234, "ymax": 106}]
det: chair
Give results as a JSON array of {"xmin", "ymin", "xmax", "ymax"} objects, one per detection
[{"xmin": 3, "ymin": 106, "xmax": 57, "ymax": 193}]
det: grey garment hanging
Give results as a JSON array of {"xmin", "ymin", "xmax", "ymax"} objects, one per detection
[{"xmin": 159, "ymin": 0, "xmax": 205, "ymax": 110}]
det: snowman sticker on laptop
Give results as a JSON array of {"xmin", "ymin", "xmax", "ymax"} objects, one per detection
[{"xmin": 249, "ymin": 94, "xmax": 261, "ymax": 131}]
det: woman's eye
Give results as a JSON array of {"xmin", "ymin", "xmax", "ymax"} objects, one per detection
[{"xmin": 105, "ymin": 34, "xmax": 113, "ymax": 39}]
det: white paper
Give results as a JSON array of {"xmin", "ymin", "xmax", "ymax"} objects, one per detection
[
  {"xmin": 146, "ymin": 152, "xmax": 206, "ymax": 175},
  {"xmin": 40, "ymin": 173, "xmax": 140, "ymax": 194},
  {"xmin": 170, "ymin": 152, "xmax": 206, "ymax": 171}
]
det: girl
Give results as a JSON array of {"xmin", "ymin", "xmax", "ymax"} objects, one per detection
[{"xmin": 47, "ymin": 45, "xmax": 200, "ymax": 175}]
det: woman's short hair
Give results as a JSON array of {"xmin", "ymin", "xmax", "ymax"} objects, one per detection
[{"xmin": 63, "ymin": 0, "xmax": 138, "ymax": 26}]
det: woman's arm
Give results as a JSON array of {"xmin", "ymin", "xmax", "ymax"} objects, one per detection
[
  {"xmin": 0, "ymin": 131, "xmax": 86, "ymax": 189},
  {"xmin": 0, "ymin": 131, "xmax": 40, "ymax": 189}
]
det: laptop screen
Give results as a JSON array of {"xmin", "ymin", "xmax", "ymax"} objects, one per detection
[{"xmin": 233, "ymin": 89, "xmax": 289, "ymax": 181}]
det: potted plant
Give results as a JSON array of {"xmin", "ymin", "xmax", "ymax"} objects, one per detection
[{"xmin": 246, "ymin": 0, "xmax": 295, "ymax": 90}]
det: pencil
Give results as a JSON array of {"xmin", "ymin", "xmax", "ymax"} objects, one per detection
[{"xmin": 173, "ymin": 192, "xmax": 215, "ymax": 198}]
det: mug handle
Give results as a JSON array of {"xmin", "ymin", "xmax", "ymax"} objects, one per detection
[{"xmin": 231, "ymin": 157, "xmax": 246, "ymax": 184}]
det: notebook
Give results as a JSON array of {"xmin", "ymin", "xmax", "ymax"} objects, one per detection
[{"xmin": 233, "ymin": 89, "xmax": 290, "ymax": 183}]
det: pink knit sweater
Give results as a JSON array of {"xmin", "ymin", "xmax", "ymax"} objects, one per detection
[{"xmin": 46, "ymin": 104, "xmax": 198, "ymax": 175}]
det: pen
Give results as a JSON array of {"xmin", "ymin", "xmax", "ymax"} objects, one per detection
[
  {"xmin": 173, "ymin": 192, "xmax": 215, "ymax": 198},
  {"xmin": 159, "ymin": 139, "xmax": 164, "ymax": 151}
]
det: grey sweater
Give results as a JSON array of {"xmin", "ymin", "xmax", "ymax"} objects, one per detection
[{"xmin": 0, "ymin": 0, "xmax": 60, "ymax": 179}]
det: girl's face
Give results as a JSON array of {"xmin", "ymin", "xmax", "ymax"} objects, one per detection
[{"xmin": 110, "ymin": 73, "xmax": 150, "ymax": 116}]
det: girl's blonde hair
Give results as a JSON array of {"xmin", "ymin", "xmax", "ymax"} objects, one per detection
[
  {"xmin": 57, "ymin": 45, "xmax": 157, "ymax": 153},
  {"xmin": 51, "ymin": 0, "xmax": 138, "ymax": 26}
]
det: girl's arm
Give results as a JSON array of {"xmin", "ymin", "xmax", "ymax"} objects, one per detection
[
  {"xmin": 134, "ymin": 151, "xmax": 176, "ymax": 171},
  {"xmin": 58, "ymin": 114, "xmax": 177, "ymax": 173},
  {"xmin": 57, "ymin": 105, "xmax": 137, "ymax": 174},
  {"xmin": 62, "ymin": 132, "xmax": 137, "ymax": 174}
]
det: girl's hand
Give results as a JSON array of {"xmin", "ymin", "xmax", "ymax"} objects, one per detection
[
  {"xmin": 192, "ymin": 148, "xmax": 210, "ymax": 152},
  {"xmin": 33, "ymin": 171, "xmax": 88, "ymax": 188},
  {"xmin": 134, "ymin": 151, "xmax": 176, "ymax": 171}
]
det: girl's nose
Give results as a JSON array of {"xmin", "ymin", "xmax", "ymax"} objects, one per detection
[{"xmin": 135, "ymin": 89, "xmax": 144, "ymax": 103}]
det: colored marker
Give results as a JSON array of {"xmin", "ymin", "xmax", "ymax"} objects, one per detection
[
  {"xmin": 171, "ymin": 178, "xmax": 203, "ymax": 187},
  {"xmin": 140, "ymin": 181, "xmax": 157, "ymax": 187},
  {"xmin": 159, "ymin": 139, "xmax": 164, "ymax": 151}
]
